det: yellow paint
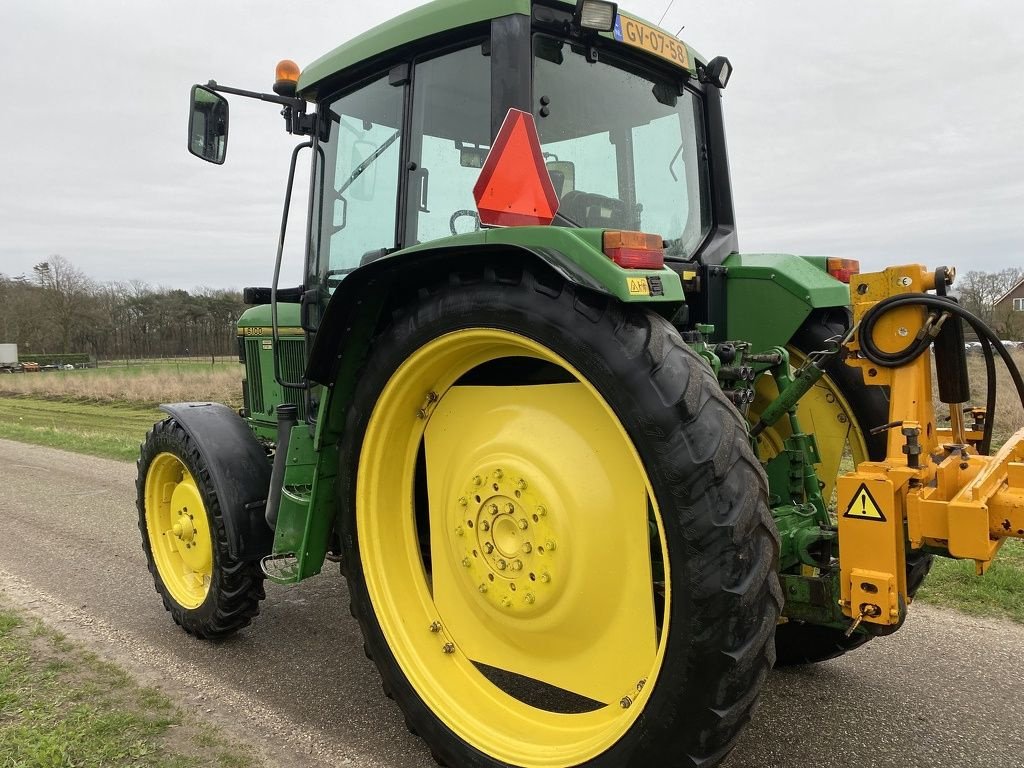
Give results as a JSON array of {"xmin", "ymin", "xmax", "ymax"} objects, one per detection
[
  {"xmin": 837, "ymin": 264, "xmax": 1024, "ymax": 624},
  {"xmin": 143, "ymin": 453, "xmax": 213, "ymax": 609},
  {"xmin": 356, "ymin": 328, "xmax": 669, "ymax": 766},
  {"xmin": 626, "ymin": 277, "xmax": 650, "ymax": 296},
  {"xmin": 843, "ymin": 483, "xmax": 886, "ymax": 522}
]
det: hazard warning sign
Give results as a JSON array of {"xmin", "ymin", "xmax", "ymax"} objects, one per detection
[{"xmin": 843, "ymin": 483, "xmax": 887, "ymax": 522}]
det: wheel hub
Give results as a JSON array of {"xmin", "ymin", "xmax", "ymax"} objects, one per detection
[{"xmin": 451, "ymin": 467, "xmax": 558, "ymax": 615}]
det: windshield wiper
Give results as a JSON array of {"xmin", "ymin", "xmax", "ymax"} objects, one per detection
[{"xmin": 337, "ymin": 129, "xmax": 400, "ymax": 196}]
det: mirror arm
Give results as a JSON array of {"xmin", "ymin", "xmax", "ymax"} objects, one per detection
[{"xmin": 205, "ymin": 80, "xmax": 303, "ymax": 110}]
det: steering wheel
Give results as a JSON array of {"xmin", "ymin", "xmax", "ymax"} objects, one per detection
[{"xmin": 449, "ymin": 209, "xmax": 482, "ymax": 235}]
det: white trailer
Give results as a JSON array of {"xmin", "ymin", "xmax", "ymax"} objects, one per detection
[{"xmin": 0, "ymin": 343, "xmax": 17, "ymax": 366}]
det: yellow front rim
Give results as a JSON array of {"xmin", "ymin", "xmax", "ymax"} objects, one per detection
[
  {"xmin": 357, "ymin": 329, "xmax": 670, "ymax": 767},
  {"xmin": 752, "ymin": 347, "xmax": 870, "ymax": 504},
  {"xmin": 144, "ymin": 453, "xmax": 214, "ymax": 609}
]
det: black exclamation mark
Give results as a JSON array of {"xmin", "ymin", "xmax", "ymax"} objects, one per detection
[{"xmin": 862, "ymin": 495, "xmax": 867, "ymax": 516}]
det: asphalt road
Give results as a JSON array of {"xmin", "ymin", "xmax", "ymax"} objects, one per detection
[{"xmin": 1, "ymin": 437, "xmax": 1022, "ymax": 768}]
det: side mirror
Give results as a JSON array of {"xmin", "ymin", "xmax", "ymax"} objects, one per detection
[{"xmin": 188, "ymin": 85, "xmax": 229, "ymax": 164}]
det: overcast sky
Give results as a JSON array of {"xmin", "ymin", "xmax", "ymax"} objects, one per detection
[{"xmin": 1, "ymin": 0, "xmax": 1021, "ymax": 290}]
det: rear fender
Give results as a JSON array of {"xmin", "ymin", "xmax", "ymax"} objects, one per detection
[
  {"xmin": 160, "ymin": 402, "xmax": 274, "ymax": 562},
  {"xmin": 306, "ymin": 233, "xmax": 683, "ymax": 444}
]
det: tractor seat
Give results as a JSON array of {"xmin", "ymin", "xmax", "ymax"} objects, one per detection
[{"xmin": 558, "ymin": 190, "xmax": 632, "ymax": 229}]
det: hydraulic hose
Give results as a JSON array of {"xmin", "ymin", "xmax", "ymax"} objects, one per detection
[{"xmin": 858, "ymin": 294, "xmax": 1024, "ymax": 455}]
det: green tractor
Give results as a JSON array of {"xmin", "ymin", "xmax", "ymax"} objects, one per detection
[{"xmin": 138, "ymin": 1, "xmax": 977, "ymax": 765}]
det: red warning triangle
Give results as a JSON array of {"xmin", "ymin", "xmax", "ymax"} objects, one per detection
[{"xmin": 473, "ymin": 109, "xmax": 559, "ymax": 227}]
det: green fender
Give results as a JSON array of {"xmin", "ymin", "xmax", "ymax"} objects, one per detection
[
  {"xmin": 306, "ymin": 227, "xmax": 683, "ymax": 446},
  {"xmin": 722, "ymin": 253, "xmax": 851, "ymax": 352}
]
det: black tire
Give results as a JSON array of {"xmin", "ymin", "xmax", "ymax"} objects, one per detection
[
  {"xmin": 338, "ymin": 263, "xmax": 782, "ymax": 768},
  {"xmin": 136, "ymin": 418, "xmax": 265, "ymax": 639},
  {"xmin": 773, "ymin": 311, "xmax": 933, "ymax": 666}
]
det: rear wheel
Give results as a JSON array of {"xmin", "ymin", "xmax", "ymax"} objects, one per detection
[
  {"xmin": 752, "ymin": 312, "xmax": 932, "ymax": 665},
  {"xmin": 137, "ymin": 418, "xmax": 265, "ymax": 639},
  {"xmin": 338, "ymin": 264, "xmax": 781, "ymax": 768}
]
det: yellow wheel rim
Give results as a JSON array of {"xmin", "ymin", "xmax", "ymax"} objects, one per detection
[
  {"xmin": 357, "ymin": 329, "xmax": 669, "ymax": 767},
  {"xmin": 144, "ymin": 452, "xmax": 214, "ymax": 609},
  {"xmin": 751, "ymin": 347, "xmax": 870, "ymax": 504}
]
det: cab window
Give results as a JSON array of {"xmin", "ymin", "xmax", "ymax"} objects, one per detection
[{"xmin": 405, "ymin": 45, "xmax": 492, "ymax": 244}]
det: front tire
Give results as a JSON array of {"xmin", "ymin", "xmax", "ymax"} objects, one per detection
[
  {"xmin": 338, "ymin": 264, "xmax": 781, "ymax": 767},
  {"xmin": 137, "ymin": 418, "xmax": 265, "ymax": 639}
]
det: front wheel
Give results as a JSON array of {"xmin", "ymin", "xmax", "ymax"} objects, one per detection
[
  {"xmin": 338, "ymin": 264, "xmax": 781, "ymax": 767},
  {"xmin": 137, "ymin": 419, "xmax": 265, "ymax": 638}
]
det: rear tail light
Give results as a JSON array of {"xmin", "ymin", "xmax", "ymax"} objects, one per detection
[
  {"xmin": 603, "ymin": 231, "xmax": 665, "ymax": 269},
  {"xmin": 827, "ymin": 257, "xmax": 860, "ymax": 284}
]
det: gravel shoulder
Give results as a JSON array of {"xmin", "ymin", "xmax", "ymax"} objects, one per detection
[{"xmin": 1, "ymin": 438, "xmax": 1022, "ymax": 768}]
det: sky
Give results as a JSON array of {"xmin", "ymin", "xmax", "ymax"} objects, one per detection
[{"xmin": 1, "ymin": 0, "xmax": 1021, "ymax": 290}]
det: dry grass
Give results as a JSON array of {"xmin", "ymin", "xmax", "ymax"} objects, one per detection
[
  {"xmin": 959, "ymin": 348, "xmax": 1024, "ymax": 445},
  {"xmin": 0, "ymin": 362, "xmax": 243, "ymax": 408}
]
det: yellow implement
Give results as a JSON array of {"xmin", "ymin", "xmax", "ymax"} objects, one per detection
[{"xmin": 838, "ymin": 264, "xmax": 1024, "ymax": 629}]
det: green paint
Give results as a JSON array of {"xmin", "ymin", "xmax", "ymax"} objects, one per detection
[
  {"xmin": 778, "ymin": 572, "xmax": 847, "ymax": 626},
  {"xmin": 722, "ymin": 253, "xmax": 850, "ymax": 352},
  {"xmin": 236, "ymin": 304, "xmax": 307, "ymax": 439},
  {"xmin": 236, "ymin": 303, "xmax": 301, "ymax": 328},
  {"xmin": 268, "ymin": 425, "xmax": 336, "ymax": 583},
  {"xmin": 298, "ymin": 0, "xmax": 532, "ymax": 97},
  {"xmin": 298, "ymin": 0, "xmax": 703, "ymax": 98},
  {"xmin": 396, "ymin": 226, "xmax": 683, "ymax": 305}
]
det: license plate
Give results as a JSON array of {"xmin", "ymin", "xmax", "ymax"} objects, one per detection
[{"xmin": 613, "ymin": 14, "xmax": 690, "ymax": 70}]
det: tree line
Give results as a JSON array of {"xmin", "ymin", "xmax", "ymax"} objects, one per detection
[
  {"xmin": 0, "ymin": 256, "xmax": 247, "ymax": 361},
  {"xmin": 1, "ymin": 257, "xmax": 1019, "ymax": 362}
]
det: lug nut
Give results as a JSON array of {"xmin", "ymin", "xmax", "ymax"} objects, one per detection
[
  {"xmin": 462, "ymin": 557, "xmax": 472, "ymax": 568},
  {"xmin": 489, "ymin": 504, "xmax": 499, "ymax": 515},
  {"xmin": 472, "ymin": 475, "xmax": 482, "ymax": 487},
  {"xmin": 545, "ymin": 540, "xmax": 557, "ymax": 551},
  {"xmin": 517, "ymin": 479, "xmax": 528, "ymax": 490},
  {"xmin": 478, "ymin": 584, "xmax": 488, "ymax": 593},
  {"xmin": 518, "ymin": 519, "xmax": 529, "ymax": 530},
  {"xmin": 484, "ymin": 542, "xmax": 494, "ymax": 554},
  {"xmin": 511, "ymin": 560, "xmax": 523, "ymax": 572},
  {"xmin": 501, "ymin": 596, "xmax": 512, "ymax": 608},
  {"xmin": 505, "ymin": 503, "xmax": 515, "ymax": 514},
  {"xmin": 455, "ymin": 526, "xmax": 464, "ymax": 537},
  {"xmin": 536, "ymin": 505, "xmax": 547, "ymax": 517},
  {"xmin": 524, "ymin": 592, "xmax": 536, "ymax": 604},
  {"xmin": 442, "ymin": 643, "xmax": 455, "ymax": 654},
  {"xmin": 429, "ymin": 621, "xmax": 442, "ymax": 633},
  {"xmin": 522, "ymin": 542, "xmax": 532, "ymax": 554},
  {"xmin": 458, "ymin": 496, "xmax": 468, "ymax": 507},
  {"xmin": 480, "ymin": 520, "xmax": 490, "ymax": 532},
  {"xmin": 540, "ymin": 572, "xmax": 551, "ymax": 583},
  {"xmin": 494, "ymin": 469, "xmax": 504, "ymax": 480},
  {"xmin": 620, "ymin": 696, "xmax": 632, "ymax": 709},
  {"xmin": 496, "ymin": 559, "xmax": 507, "ymax": 571}
]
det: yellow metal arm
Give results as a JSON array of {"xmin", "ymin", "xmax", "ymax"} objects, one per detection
[{"xmin": 835, "ymin": 264, "xmax": 1024, "ymax": 630}]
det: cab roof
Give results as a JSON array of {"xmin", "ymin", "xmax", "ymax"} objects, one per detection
[
  {"xmin": 298, "ymin": 0, "xmax": 531, "ymax": 97},
  {"xmin": 297, "ymin": 0, "xmax": 700, "ymax": 99}
]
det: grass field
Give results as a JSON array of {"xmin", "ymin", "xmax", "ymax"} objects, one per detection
[
  {"xmin": 916, "ymin": 540, "xmax": 1024, "ymax": 622},
  {"xmin": 0, "ymin": 397, "xmax": 163, "ymax": 461},
  {"xmin": 0, "ymin": 360, "xmax": 243, "ymax": 409},
  {"xmin": 0, "ymin": 604, "xmax": 253, "ymax": 767}
]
